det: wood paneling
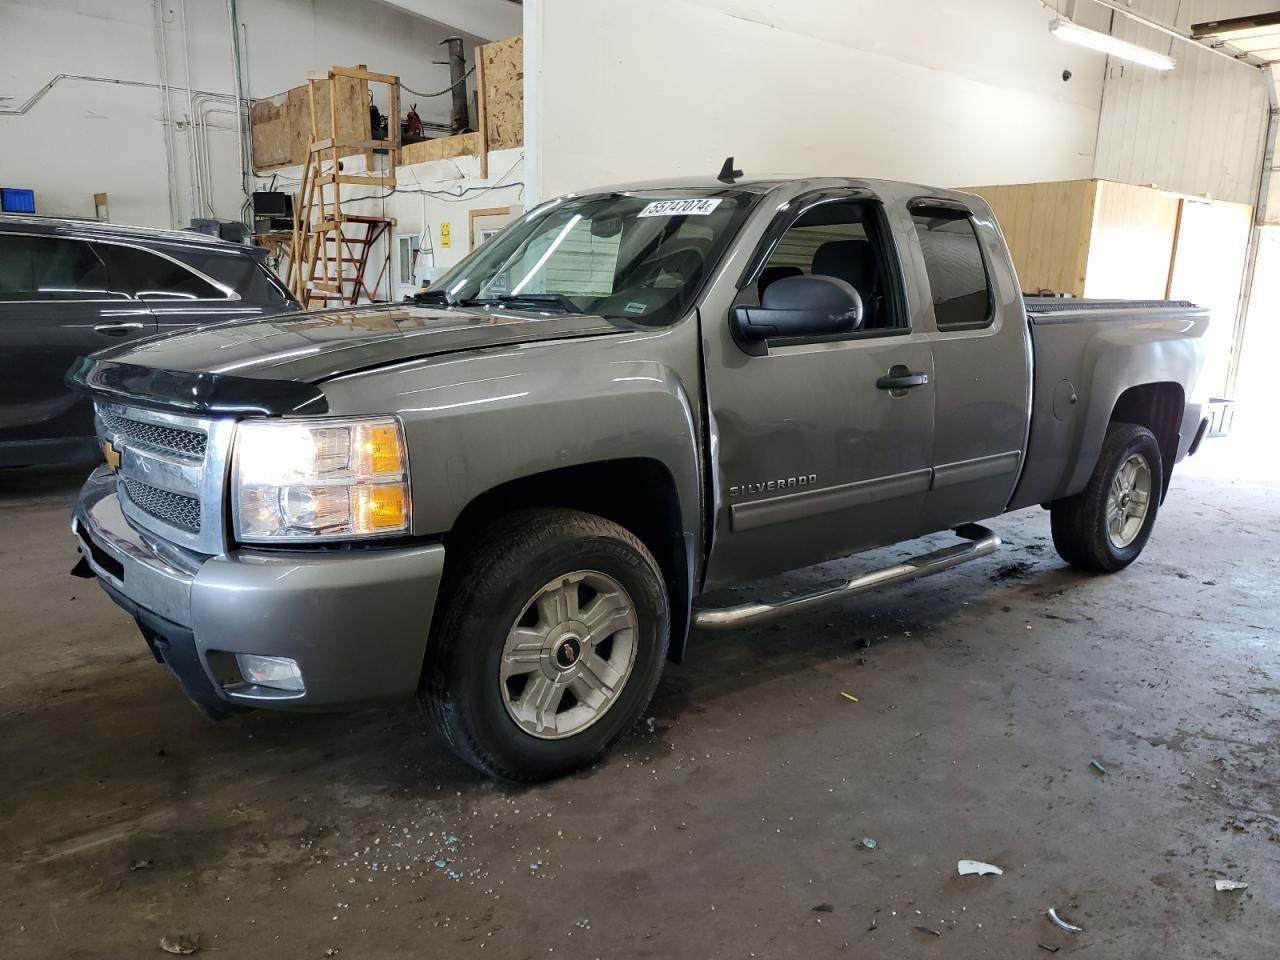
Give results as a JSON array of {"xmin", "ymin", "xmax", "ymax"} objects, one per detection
[
  {"xmin": 481, "ymin": 36, "xmax": 523, "ymax": 151},
  {"xmin": 966, "ymin": 180, "xmax": 1096, "ymax": 297},
  {"xmin": 1083, "ymin": 180, "xmax": 1180, "ymax": 300},
  {"xmin": 251, "ymin": 72, "xmax": 371, "ymax": 170},
  {"xmin": 400, "ymin": 132, "xmax": 482, "ymax": 165}
]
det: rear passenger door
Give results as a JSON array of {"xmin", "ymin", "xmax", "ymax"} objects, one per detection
[
  {"xmin": 0, "ymin": 233, "xmax": 155, "ymax": 454},
  {"xmin": 906, "ymin": 199, "xmax": 1031, "ymax": 531},
  {"xmin": 95, "ymin": 242, "xmax": 269, "ymax": 335}
]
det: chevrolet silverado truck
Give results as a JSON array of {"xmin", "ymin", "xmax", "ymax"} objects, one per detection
[{"xmin": 68, "ymin": 175, "xmax": 1210, "ymax": 781}]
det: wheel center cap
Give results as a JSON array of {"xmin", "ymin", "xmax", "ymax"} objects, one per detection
[
  {"xmin": 1121, "ymin": 492, "xmax": 1131, "ymax": 507},
  {"xmin": 555, "ymin": 635, "xmax": 582, "ymax": 669}
]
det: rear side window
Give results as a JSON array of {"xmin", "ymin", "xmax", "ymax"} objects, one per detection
[
  {"xmin": 0, "ymin": 234, "xmax": 111, "ymax": 300},
  {"xmin": 910, "ymin": 209, "xmax": 993, "ymax": 330},
  {"xmin": 181, "ymin": 250, "xmax": 291, "ymax": 306},
  {"xmin": 96, "ymin": 243, "xmax": 226, "ymax": 300}
]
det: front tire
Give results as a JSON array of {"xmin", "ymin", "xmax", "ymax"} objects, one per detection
[
  {"xmin": 423, "ymin": 508, "xmax": 669, "ymax": 782},
  {"xmin": 1051, "ymin": 421, "xmax": 1163, "ymax": 572}
]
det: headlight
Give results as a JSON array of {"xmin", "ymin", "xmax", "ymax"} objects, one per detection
[{"xmin": 232, "ymin": 416, "xmax": 411, "ymax": 542}]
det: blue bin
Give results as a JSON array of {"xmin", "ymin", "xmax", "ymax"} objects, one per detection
[{"xmin": 1, "ymin": 188, "xmax": 35, "ymax": 214}]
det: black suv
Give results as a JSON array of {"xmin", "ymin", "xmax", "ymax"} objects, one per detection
[{"xmin": 0, "ymin": 217, "xmax": 298, "ymax": 466}]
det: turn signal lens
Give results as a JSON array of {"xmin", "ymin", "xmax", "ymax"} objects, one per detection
[
  {"xmin": 354, "ymin": 482, "xmax": 408, "ymax": 532},
  {"xmin": 232, "ymin": 416, "xmax": 411, "ymax": 542},
  {"xmin": 358, "ymin": 423, "xmax": 403, "ymax": 475}
]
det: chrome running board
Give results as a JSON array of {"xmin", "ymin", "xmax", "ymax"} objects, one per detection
[{"xmin": 692, "ymin": 523, "xmax": 1000, "ymax": 631}]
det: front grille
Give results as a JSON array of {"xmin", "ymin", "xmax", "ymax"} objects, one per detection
[
  {"xmin": 100, "ymin": 412, "xmax": 207, "ymax": 460},
  {"xmin": 120, "ymin": 477, "xmax": 202, "ymax": 533}
]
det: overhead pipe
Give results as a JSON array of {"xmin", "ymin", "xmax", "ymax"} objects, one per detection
[
  {"xmin": 441, "ymin": 37, "xmax": 470, "ymax": 134},
  {"xmin": 227, "ymin": 0, "xmax": 253, "ymax": 223}
]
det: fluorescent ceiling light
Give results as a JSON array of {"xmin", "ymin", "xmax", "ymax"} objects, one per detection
[{"xmin": 1049, "ymin": 18, "xmax": 1176, "ymax": 70}]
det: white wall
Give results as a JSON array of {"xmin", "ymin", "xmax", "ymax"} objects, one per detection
[
  {"xmin": 0, "ymin": 0, "xmax": 486, "ymax": 228},
  {"xmin": 251, "ymin": 146, "xmax": 525, "ymax": 298},
  {"xmin": 525, "ymin": 0, "xmax": 1108, "ymax": 201},
  {"xmin": 1092, "ymin": 0, "xmax": 1273, "ymax": 206}
]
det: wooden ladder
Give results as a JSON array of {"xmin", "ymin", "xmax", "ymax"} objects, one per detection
[{"xmin": 286, "ymin": 66, "xmax": 400, "ymax": 308}]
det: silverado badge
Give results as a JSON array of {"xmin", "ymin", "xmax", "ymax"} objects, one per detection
[{"xmin": 103, "ymin": 439, "xmax": 122, "ymax": 472}]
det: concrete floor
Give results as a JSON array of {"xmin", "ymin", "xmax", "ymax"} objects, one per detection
[{"xmin": 1, "ymin": 444, "xmax": 1276, "ymax": 959}]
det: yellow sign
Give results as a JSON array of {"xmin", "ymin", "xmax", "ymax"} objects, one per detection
[
  {"xmin": 440, "ymin": 222, "xmax": 452, "ymax": 248},
  {"xmin": 103, "ymin": 440, "xmax": 121, "ymax": 472}
]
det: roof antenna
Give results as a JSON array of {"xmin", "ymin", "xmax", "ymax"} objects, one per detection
[{"xmin": 717, "ymin": 156, "xmax": 743, "ymax": 184}]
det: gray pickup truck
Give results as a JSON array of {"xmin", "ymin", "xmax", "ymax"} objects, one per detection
[{"xmin": 69, "ymin": 175, "xmax": 1210, "ymax": 781}]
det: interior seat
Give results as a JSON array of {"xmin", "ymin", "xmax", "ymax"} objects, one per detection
[{"xmin": 812, "ymin": 239, "xmax": 880, "ymax": 326}]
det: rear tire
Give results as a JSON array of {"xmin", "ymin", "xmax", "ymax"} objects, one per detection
[
  {"xmin": 1051, "ymin": 421, "xmax": 1162, "ymax": 573},
  {"xmin": 423, "ymin": 508, "xmax": 669, "ymax": 782}
]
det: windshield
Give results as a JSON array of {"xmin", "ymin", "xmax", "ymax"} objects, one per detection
[{"xmin": 424, "ymin": 189, "xmax": 758, "ymax": 324}]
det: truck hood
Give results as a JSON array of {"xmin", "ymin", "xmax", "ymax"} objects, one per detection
[{"xmin": 69, "ymin": 302, "xmax": 637, "ymax": 416}]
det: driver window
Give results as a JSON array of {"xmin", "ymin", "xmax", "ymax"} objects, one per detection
[{"xmin": 758, "ymin": 201, "xmax": 902, "ymax": 331}]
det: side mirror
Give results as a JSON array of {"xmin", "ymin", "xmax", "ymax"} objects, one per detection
[{"xmin": 730, "ymin": 274, "xmax": 863, "ymax": 353}]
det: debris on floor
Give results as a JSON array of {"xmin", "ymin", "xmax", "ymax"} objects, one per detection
[
  {"xmin": 1046, "ymin": 908, "xmax": 1084, "ymax": 934},
  {"xmin": 990, "ymin": 560, "xmax": 1036, "ymax": 581},
  {"xmin": 913, "ymin": 925, "xmax": 943, "ymax": 937},
  {"xmin": 128, "ymin": 859, "xmax": 153, "ymax": 871},
  {"xmin": 957, "ymin": 859, "xmax": 1003, "ymax": 876},
  {"xmin": 811, "ymin": 903, "xmax": 834, "ymax": 913},
  {"xmin": 1037, "ymin": 943, "xmax": 1060, "ymax": 953},
  {"xmin": 159, "ymin": 934, "xmax": 200, "ymax": 955},
  {"xmin": 1090, "ymin": 759, "xmax": 1107, "ymax": 775},
  {"xmin": 839, "ymin": 691, "xmax": 859, "ymax": 703},
  {"xmin": 1214, "ymin": 879, "xmax": 1249, "ymax": 892},
  {"xmin": 860, "ymin": 837, "xmax": 878, "ymax": 850}
]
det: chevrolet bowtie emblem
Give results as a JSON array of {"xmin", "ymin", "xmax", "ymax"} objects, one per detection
[{"xmin": 103, "ymin": 439, "xmax": 122, "ymax": 472}]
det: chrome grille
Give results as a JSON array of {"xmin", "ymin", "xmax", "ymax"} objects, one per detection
[
  {"xmin": 119, "ymin": 477, "xmax": 202, "ymax": 532},
  {"xmin": 99, "ymin": 412, "xmax": 206, "ymax": 460},
  {"xmin": 95, "ymin": 401, "xmax": 235, "ymax": 555}
]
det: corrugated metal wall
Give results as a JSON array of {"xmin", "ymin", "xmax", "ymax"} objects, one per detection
[{"xmin": 1092, "ymin": 0, "xmax": 1272, "ymax": 205}]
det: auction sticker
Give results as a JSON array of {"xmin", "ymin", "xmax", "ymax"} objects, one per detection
[{"xmin": 637, "ymin": 198, "xmax": 723, "ymax": 217}]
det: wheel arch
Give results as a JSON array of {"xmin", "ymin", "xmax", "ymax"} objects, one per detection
[
  {"xmin": 1109, "ymin": 381, "xmax": 1184, "ymax": 501},
  {"xmin": 441, "ymin": 458, "xmax": 695, "ymax": 663}
]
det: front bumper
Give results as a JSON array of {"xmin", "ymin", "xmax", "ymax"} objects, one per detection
[{"xmin": 72, "ymin": 466, "xmax": 446, "ymax": 713}]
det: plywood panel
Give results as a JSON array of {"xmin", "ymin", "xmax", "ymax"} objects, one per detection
[
  {"xmin": 479, "ymin": 36, "xmax": 523, "ymax": 150},
  {"xmin": 250, "ymin": 92, "xmax": 291, "ymax": 169},
  {"xmin": 1167, "ymin": 198, "xmax": 1253, "ymax": 397},
  {"xmin": 1083, "ymin": 180, "xmax": 1180, "ymax": 300},
  {"xmin": 400, "ymin": 132, "xmax": 482, "ymax": 165},
  {"xmin": 251, "ymin": 72, "xmax": 374, "ymax": 169},
  {"xmin": 966, "ymin": 180, "xmax": 1095, "ymax": 296}
]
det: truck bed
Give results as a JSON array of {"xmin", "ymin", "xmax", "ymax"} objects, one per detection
[{"xmin": 1008, "ymin": 297, "xmax": 1209, "ymax": 512}]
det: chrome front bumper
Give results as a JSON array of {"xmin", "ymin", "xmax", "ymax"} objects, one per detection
[{"xmin": 73, "ymin": 466, "xmax": 446, "ymax": 712}]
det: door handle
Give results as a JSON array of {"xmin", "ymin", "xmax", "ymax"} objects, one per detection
[
  {"xmin": 876, "ymin": 368, "xmax": 929, "ymax": 390},
  {"xmin": 93, "ymin": 321, "xmax": 146, "ymax": 337}
]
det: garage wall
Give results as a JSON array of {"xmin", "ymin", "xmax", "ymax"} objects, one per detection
[
  {"xmin": 524, "ymin": 0, "xmax": 1108, "ymax": 201},
  {"xmin": 0, "ymin": 0, "xmax": 483, "ymax": 228},
  {"xmin": 1092, "ymin": 0, "xmax": 1272, "ymax": 205}
]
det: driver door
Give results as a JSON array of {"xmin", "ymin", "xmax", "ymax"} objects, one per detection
[{"xmin": 701, "ymin": 192, "xmax": 936, "ymax": 588}]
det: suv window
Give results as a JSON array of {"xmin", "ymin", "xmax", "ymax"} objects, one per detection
[
  {"xmin": 758, "ymin": 201, "xmax": 901, "ymax": 331},
  {"xmin": 96, "ymin": 243, "xmax": 226, "ymax": 300},
  {"xmin": 910, "ymin": 209, "xmax": 992, "ymax": 330},
  {"xmin": 0, "ymin": 234, "xmax": 112, "ymax": 301}
]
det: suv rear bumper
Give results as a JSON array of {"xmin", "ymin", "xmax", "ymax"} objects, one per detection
[{"xmin": 72, "ymin": 466, "xmax": 445, "ymax": 713}]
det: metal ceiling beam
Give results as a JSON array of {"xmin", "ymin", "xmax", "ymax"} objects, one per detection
[
  {"xmin": 1191, "ymin": 12, "xmax": 1280, "ymax": 39},
  {"xmin": 1082, "ymin": 0, "xmax": 1267, "ymax": 69},
  {"xmin": 371, "ymin": 0, "xmax": 522, "ymax": 41}
]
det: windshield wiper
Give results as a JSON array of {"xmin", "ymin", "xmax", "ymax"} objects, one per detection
[{"xmin": 463, "ymin": 293, "xmax": 583, "ymax": 314}]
